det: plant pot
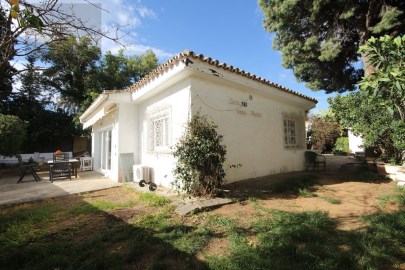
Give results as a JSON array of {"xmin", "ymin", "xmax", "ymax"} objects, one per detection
[
  {"xmin": 376, "ymin": 163, "xmax": 386, "ymax": 174},
  {"xmin": 367, "ymin": 161, "xmax": 377, "ymax": 172}
]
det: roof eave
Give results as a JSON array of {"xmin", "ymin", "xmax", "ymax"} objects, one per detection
[
  {"xmin": 79, "ymin": 93, "xmax": 108, "ymax": 124},
  {"xmin": 126, "ymin": 50, "xmax": 318, "ymax": 104}
]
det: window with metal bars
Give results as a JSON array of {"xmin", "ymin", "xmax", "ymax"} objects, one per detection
[{"xmin": 147, "ymin": 106, "xmax": 171, "ymax": 152}]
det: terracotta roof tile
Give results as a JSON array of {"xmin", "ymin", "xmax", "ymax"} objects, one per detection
[{"xmin": 127, "ymin": 50, "xmax": 317, "ymax": 103}]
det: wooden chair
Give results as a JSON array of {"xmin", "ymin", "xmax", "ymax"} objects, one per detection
[
  {"xmin": 305, "ymin": 151, "xmax": 326, "ymax": 170},
  {"xmin": 49, "ymin": 153, "xmax": 71, "ymax": 182},
  {"xmin": 16, "ymin": 154, "xmax": 41, "ymax": 183}
]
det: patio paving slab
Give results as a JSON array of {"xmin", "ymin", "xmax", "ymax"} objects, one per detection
[{"xmin": 0, "ymin": 171, "xmax": 121, "ymax": 207}]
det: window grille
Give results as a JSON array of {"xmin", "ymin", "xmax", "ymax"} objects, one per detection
[
  {"xmin": 282, "ymin": 113, "xmax": 304, "ymax": 149},
  {"xmin": 146, "ymin": 106, "xmax": 171, "ymax": 152}
]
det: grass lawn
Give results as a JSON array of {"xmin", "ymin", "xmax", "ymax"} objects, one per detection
[{"xmin": 0, "ymin": 172, "xmax": 404, "ymax": 269}]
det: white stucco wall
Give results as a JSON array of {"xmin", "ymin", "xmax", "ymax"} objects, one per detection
[
  {"xmin": 348, "ymin": 130, "xmax": 364, "ymax": 153},
  {"xmin": 190, "ymin": 76, "xmax": 309, "ymax": 184},
  {"xmin": 136, "ymin": 80, "xmax": 191, "ymax": 187},
  {"xmin": 84, "ymin": 60, "xmax": 316, "ymax": 187},
  {"xmin": 116, "ymin": 104, "xmax": 138, "ymax": 181}
]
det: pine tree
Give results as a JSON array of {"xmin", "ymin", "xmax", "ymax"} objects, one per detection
[{"xmin": 259, "ymin": 0, "xmax": 405, "ymax": 93}]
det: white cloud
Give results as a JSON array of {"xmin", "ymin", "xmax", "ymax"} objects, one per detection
[
  {"xmin": 101, "ymin": 34, "xmax": 174, "ymax": 62},
  {"xmin": 25, "ymin": 1, "xmax": 172, "ymax": 63},
  {"xmin": 116, "ymin": 11, "xmax": 141, "ymax": 27},
  {"xmin": 125, "ymin": 44, "xmax": 174, "ymax": 60},
  {"xmin": 137, "ymin": 7, "xmax": 156, "ymax": 18}
]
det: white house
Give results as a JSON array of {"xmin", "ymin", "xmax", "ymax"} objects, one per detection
[
  {"xmin": 348, "ymin": 129, "xmax": 365, "ymax": 153},
  {"xmin": 79, "ymin": 50, "xmax": 317, "ymax": 188}
]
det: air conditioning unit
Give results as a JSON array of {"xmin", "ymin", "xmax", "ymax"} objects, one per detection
[{"xmin": 133, "ymin": 165, "xmax": 150, "ymax": 182}]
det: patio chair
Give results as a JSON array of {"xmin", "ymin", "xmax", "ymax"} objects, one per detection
[
  {"xmin": 49, "ymin": 153, "xmax": 71, "ymax": 182},
  {"xmin": 305, "ymin": 151, "xmax": 326, "ymax": 170},
  {"xmin": 16, "ymin": 154, "xmax": 41, "ymax": 183}
]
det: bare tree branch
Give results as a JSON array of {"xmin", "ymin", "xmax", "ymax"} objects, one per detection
[{"xmin": 1, "ymin": 0, "xmax": 125, "ymax": 74}]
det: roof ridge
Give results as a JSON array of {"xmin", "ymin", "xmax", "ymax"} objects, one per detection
[{"xmin": 127, "ymin": 50, "xmax": 317, "ymax": 103}]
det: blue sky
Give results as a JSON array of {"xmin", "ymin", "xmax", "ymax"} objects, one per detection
[
  {"xmin": 15, "ymin": 0, "xmax": 337, "ymax": 112},
  {"xmin": 97, "ymin": 0, "xmax": 338, "ymax": 112}
]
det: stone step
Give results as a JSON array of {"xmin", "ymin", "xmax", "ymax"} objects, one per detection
[{"xmin": 176, "ymin": 198, "xmax": 234, "ymax": 216}]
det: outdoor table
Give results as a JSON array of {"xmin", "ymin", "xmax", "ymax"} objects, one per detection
[{"xmin": 47, "ymin": 159, "xmax": 80, "ymax": 178}]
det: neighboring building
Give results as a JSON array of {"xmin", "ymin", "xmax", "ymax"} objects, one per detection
[
  {"xmin": 348, "ymin": 129, "xmax": 365, "ymax": 153},
  {"xmin": 80, "ymin": 50, "xmax": 317, "ymax": 187}
]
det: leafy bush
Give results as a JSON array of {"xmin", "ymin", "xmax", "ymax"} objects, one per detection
[
  {"xmin": 172, "ymin": 113, "xmax": 227, "ymax": 197},
  {"xmin": 333, "ymin": 137, "xmax": 349, "ymax": 155},
  {"xmin": 0, "ymin": 114, "xmax": 28, "ymax": 157},
  {"xmin": 330, "ymin": 92, "xmax": 404, "ymax": 163},
  {"xmin": 307, "ymin": 113, "xmax": 340, "ymax": 152}
]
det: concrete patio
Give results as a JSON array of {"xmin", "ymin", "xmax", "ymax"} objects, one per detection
[
  {"xmin": 0, "ymin": 155, "xmax": 363, "ymax": 208},
  {"xmin": 0, "ymin": 170, "xmax": 121, "ymax": 207}
]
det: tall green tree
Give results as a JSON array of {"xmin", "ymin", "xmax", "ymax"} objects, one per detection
[
  {"xmin": 42, "ymin": 36, "xmax": 101, "ymax": 113},
  {"xmin": 0, "ymin": 0, "xmax": 122, "ymax": 79},
  {"xmin": 127, "ymin": 49, "xmax": 159, "ymax": 83},
  {"xmin": 96, "ymin": 49, "xmax": 159, "ymax": 91},
  {"xmin": 307, "ymin": 113, "xmax": 341, "ymax": 152},
  {"xmin": 97, "ymin": 50, "xmax": 132, "ymax": 91},
  {"xmin": 6, "ymin": 54, "xmax": 78, "ymax": 152},
  {"xmin": 329, "ymin": 92, "xmax": 404, "ymax": 163},
  {"xmin": 358, "ymin": 35, "xmax": 405, "ymax": 121},
  {"xmin": 259, "ymin": 0, "xmax": 405, "ymax": 93},
  {"xmin": 80, "ymin": 49, "xmax": 159, "ymax": 117},
  {"xmin": 0, "ymin": 113, "xmax": 27, "ymax": 157},
  {"xmin": 0, "ymin": 7, "xmax": 16, "ymax": 111}
]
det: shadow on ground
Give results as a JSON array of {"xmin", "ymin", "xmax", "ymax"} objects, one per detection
[
  {"xmin": 0, "ymin": 192, "xmax": 209, "ymax": 270},
  {"xmin": 222, "ymin": 155, "xmax": 390, "ymax": 200}
]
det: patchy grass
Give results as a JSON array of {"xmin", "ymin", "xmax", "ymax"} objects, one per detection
[
  {"xmin": 138, "ymin": 192, "xmax": 171, "ymax": 207},
  {"xmin": 247, "ymin": 196, "xmax": 259, "ymax": 204},
  {"xmin": 353, "ymin": 169, "xmax": 389, "ymax": 182},
  {"xmin": 268, "ymin": 175, "xmax": 319, "ymax": 194},
  {"xmin": 67, "ymin": 200, "xmax": 137, "ymax": 215},
  {"xmin": 0, "ymin": 181, "xmax": 404, "ymax": 269},
  {"xmin": 207, "ymin": 210, "xmax": 405, "ymax": 269},
  {"xmin": 0, "ymin": 203, "xmax": 57, "ymax": 249},
  {"xmin": 298, "ymin": 188, "xmax": 318, "ymax": 198},
  {"xmin": 378, "ymin": 186, "xmax": 405, "ymax": 207},
  {"xmin": 319, "ymin": 196, "xmax": 342, "ymax": 204},
  {"xmin": 0, "ymin": 193, "xmax": 208, "ymax": 269}
]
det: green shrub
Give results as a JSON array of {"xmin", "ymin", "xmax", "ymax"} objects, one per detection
[
  {"xmin": 333, "ymin": 137, "xmax": 349, "ymax": 155},
  {"xmin": 0, "ymin": 114, "xmax": 28, "ymax": 157},
  {"xmin": 172, "ymin": 113, "xmax": 227, "ymax": 197}
]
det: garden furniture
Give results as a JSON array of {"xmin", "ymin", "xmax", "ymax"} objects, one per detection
[
  {"xmin": 49, "ymin": 153, "xmax": 72, "ymax": 182},
  {"xmin": 16, "ymin": 154, "xmax": 41, "ymax": 183},
  {"xmin": 305, "ymin": 151, "xmax": 326, "ymax": 170}
]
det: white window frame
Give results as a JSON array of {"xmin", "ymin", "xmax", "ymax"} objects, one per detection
[
  {"xmin": 147, "ymin": 106, "xmax": 171, "ymax": 153},
  {"xmin": 283, "ymin": 113, "xmax": 304, "ymax": 149}
]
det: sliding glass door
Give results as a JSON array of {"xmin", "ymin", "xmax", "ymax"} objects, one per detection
[{"xmin": 101, "ymin": 130, "xmax": 112, "ymax": 171}]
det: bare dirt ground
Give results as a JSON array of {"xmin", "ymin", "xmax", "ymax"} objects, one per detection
[
  {"xmin": 2, "ymin": 155, "xmax": 401, "ymax": 232},
  {"xmin": 215, "ymin": 161, "xmax": 399, "ymax": 231}
]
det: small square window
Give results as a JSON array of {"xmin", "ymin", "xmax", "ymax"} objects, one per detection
[
  {"xmin": 283, "ymin": 118, "xmax": 298, "ymax": 148},
  {"xmin": 147, "ymin": 106, "xmax": 171, "ymax": 152}
]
